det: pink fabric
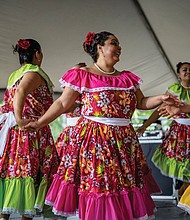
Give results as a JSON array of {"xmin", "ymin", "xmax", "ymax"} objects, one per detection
[
  {"xmin": 45, "ymin": 174, "xmax": 62, "ymax": 205},
  {"xmin": 79, "ymin": 189, "xmax": 156, "ymax": 220},
  {"xmin": 59, "ymin": 68, "xmax": 142, "ymax": 93},
  {"xmin": 45, "ymin": 68, "xmax": 159, "ymax": 220},
  {"xmin": 53, "ymin": 181, "xmax": 76, "ymax": 214},
  {"xmin": 45, "ymin": 172, "xmax": 157, "ymax": 220},
  {"xmin": 45, "ymin": 174, "xmax": 77, "ymax": 215},
  {"xmin": 144, "ymin": 169, "xmax": 161, "ymax": 195}
]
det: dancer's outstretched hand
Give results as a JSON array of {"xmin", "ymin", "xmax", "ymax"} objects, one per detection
[
  {"xmin": 158, "ymin": 105, "xmax": 181, "ymax": 118},
  {"xmin": 161, "ymin": 94, "xmax": 184, "ymax": 107}
]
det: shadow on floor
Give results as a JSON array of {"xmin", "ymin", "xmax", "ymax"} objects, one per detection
[{"xmin": 155, "ymin": 200, "xmax": 190, "ymax": 220}]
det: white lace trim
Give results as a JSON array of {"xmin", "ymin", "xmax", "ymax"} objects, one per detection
[
  {"xmin": 45, "ymin": 199, "xmax": 54, "ymax": 206},
  {"xmin": 34, "ymin": 204, "xmax": 43, "ymax": 212},
  {"xmin": 134, "ymin": 208, "xmax": 156, "ymax": 220},
  {"xmin": 52, "ymin": 207, "xmax": 76, "ymax": 217},
  {"xmin": 178, "ymin": 202, "xmax": 190, "ymax": 214},
  {"xmin": 59, "ymin": 79, "xmax": 138, "ymax": 94},
  {"xmin": 1, "ymin": 207, "xmax": 36, "ymax": 217}
]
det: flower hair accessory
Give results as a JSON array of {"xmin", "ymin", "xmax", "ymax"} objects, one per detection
[
  {"xmin": 85, "ymin": 32, "xmax": 95, "ymax": 45},
  {"xmin": 17, "ymin": 39, "xmax": 30, "ymax": 49}
]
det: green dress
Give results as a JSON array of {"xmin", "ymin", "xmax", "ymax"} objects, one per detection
[
  {"xmin": 0, "ymin": 64, "xmax": 59, "ymax": 217},
  {"xmin": 152, "ymin": 82, "xmax": 190, "ymax": 182}
]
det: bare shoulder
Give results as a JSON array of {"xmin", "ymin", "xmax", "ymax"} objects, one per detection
[{"xmin": 23, "ymin": 71, "xmax": 46, "ymax": 85}]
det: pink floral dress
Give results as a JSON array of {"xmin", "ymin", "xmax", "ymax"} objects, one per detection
[
  {"xmin": 0, "ymin": 64, "xmax": 59, "ymax": 217},
  {"xmin": 45, "ymin": 68, "xmax": 161, "ymax": 220},
  {"xmin": 56, "ymin": 104, "xmax": 81, "ymax": 158}
]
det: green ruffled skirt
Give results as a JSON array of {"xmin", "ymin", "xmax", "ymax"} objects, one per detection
[
  {"xmin": 152, "ymin": 147, "xmax": 190, "ymax": 182},
  {"xmin": 0, "ymin": 176, "xmax": 48, "ymax": 217}
]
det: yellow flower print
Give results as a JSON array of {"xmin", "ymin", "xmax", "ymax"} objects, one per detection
[
  {"xmin": 94, "ymin": 94, "xmax": 100, "ymax": 101},
  {"xmin": 9, "ymin": 158, "xmax": 14, "ymax": 165},
  {"xmin": 130, "ymin": 145, "xmax": 136, "ymax": 155},
  {"xmin": 33, "ymin": 140, "xmax": 39, "ymax": 149},
  {"xmin": 45, "ymin": 146, "xmax": 52, "ymax": 157},
  {"xmin": 116, "ymin": 140, "xmax": 122, "ymax": 151},
  {"xmin": 65, "ymin": 170, "xmax": 69, "ymax": 181},
  {"xmin": 80, "ymin": 126, "xmax": 87, "ymax": 137},
  {"xmin": 96, "ymin": 163, "xmax": 104, "ymax": 177},
  {"xmin": 94, "ymin": 111, "xmax": 100, "ymax": 116}
]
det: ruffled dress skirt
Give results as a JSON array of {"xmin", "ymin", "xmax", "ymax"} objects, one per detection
[
  {"xmin": 152, "ymin": 121, "xmax": 190, "ymax": 182},
  {"xmin": 45, "ymin": 118, "xmax": 161, "ymax": 220},
  {"xmin": 0, "ymin": 125, "xmax": 59, "ymax": 217},
  {"xmin": 178, "ymin": 186, "xmax": 190, "ymax": 214}
]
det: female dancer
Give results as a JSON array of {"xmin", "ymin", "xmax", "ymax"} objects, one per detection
[
  {"xmin": 25, "ymin": 31, "xmax": 180, "ymax": 220},
  {"xmin": 0, "ymin": 39, "xmax": 59, "ymax": 220}
]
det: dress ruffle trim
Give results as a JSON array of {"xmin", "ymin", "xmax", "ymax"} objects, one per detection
[
  {"xmin": 0, "ymin": 176, "xmax": 48, "ymax": 217},
  {"xmin": 177, "ymin": 185, "xmax": 190, "ymax": 214},
  {"xmin": 45, "ymin": 172, "xmax": 157, "ymax": 220},
  {"xmin": 152, "ymin": 147, "xmax": 190, "ymax": 182},
  {"xmin": 177, "ymin": 202, "xmax": 190, "ymax": 215},
  {"xmin": 59, "ymin": 68, "xmax": 143, "ymax": 94}
]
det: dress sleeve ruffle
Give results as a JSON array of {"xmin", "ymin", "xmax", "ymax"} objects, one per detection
[
  {"xmin": 59, "ymin": 68, "xmax": 143, "ymax": 93},
  {"xmin": 59, "ymin": 68, "xmax": 83, "ymax": 93},
  {"xmin": 167, "ymin": 82, "xmax": 190, "ymax": 103},
  {"xmin": 167, "ymin": 82, "xmax": 180, "ymax": 93},
  {"xmin": 124, "ymin": 71, "xmax": 143, "ymax": 90}
]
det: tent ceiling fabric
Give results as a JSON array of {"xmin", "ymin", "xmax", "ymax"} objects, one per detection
[
  {"xmin": 0, "ymin": 0, "xmax": 189, "ymax": 97},
  {"xmin": 138, "ymin": 0, "xmax": 190, "ymax": 69}
]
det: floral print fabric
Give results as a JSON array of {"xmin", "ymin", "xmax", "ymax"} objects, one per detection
[
  {"xmin": 152, "ymin": 82, "xmax": 190, "ymax": 181},
  {"xmin": 0, "ymin": 64, "xmax": 59, "ymax": 216},
  {"xmin": 45, "ymin": 69, "xmax": 160, "ymax": 220}
]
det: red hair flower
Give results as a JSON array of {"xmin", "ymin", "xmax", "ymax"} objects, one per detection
[
  {"xmin": 17, "ymin": 39, "xmax": 30, "ymax": 49},
  {"xmin": 85, "ymin": 32, "xmax": 95, "ymax": 45}
]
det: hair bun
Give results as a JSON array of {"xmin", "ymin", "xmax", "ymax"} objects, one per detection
[{"xmin": 17, "ymin": 39, "xmax": 30, "ymax": 49}]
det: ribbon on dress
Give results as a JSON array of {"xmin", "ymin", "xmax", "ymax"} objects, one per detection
[
  {"xmin": 174, "ymin": 118, "xmax": 190, "ymax": 125},
  {"xmin": 84, "ymin": 116, "xmax": 131, "ymax": 126},
  {"xmin": 0, "ymin": 112, "xmax": 17, "ymax": 156},
  {"xmin": 66, "ymin": 117, "xmax": 81, "ymax": 126}
]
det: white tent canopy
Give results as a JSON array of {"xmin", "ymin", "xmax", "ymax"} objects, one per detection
[{"xmin": 0, "ymin": 0, "xmax": 189, "ymax": 99}]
